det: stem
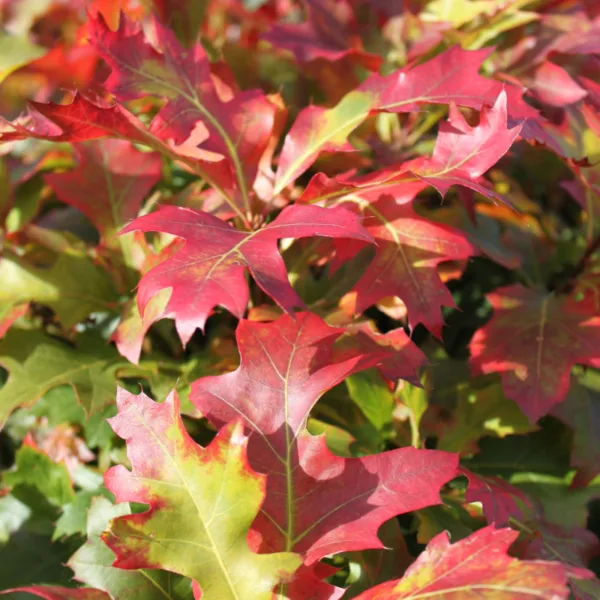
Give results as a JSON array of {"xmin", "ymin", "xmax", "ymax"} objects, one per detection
[
  {"xmin": 409, "ymin": 412, "xmax": 420, "ymax": 448},
  {"xmin": 586, "ymin": 190, "xmax": 595, "ymax": 244},
  {"xmin": 405, "ymin": 107, "xmax": 447, "ymax": 147}
]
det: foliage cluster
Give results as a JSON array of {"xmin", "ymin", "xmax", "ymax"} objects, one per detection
[{"xmin": 1, "ymin": 0, "xmax": 600, "ymax": 598}]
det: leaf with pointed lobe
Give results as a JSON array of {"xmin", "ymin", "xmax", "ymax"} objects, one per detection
[
  {"xmin": 354, "ymin": 526, "xmax": 576, "ymax": 599},
  {"xmin": 335, "ymin": 191, "xmax": 476, "ymax": 337},
  {"xmin": 88, "ymin": 13, "xmax": 277, "ymax": 195},
  {"xmin": 298, "ymin": 94, "xmax": 520, "ymax": 208},
  {"xmin": 403, "ymin": 91, "xmax": 522, "ymax": 203},
  {"xmin": 44, "ymin": 140, "xmax": 162, "ymax": 242},
  {"xmin": 0, "ymin": 94, "xmax": 232, "ymax": 197},
  {"xmin": 470, "ymin": 285, "xmax": 600, "ymax": 422},
  {"xmin": 0, "ymin": 93, "xmax": 151, "ymax": 144},
  {"xmin": 339, "ymin": 322, "xmax": 427, "ymax": 385},
  {"xmin": 191, "ymin": 313, "xmax": 458, "ymax": 563},
  {"xmin": 531, "ymin": 61, "xmax": 588, "ymax": 107},
  {"xmin": 0, "ymin": 250, "xmax": 118, "ymax": 329},
  {"xmin": 280, "ymin": 564, "xmax": 345, "ymax": 600},
  {"xmin": 0, "ymin": 329, "xmax": 139, "ymax": 425},
  {"xmin": 68, "ymin": 497, "xmax": 193, "ymax": 600},
  {"xmin": 273, "ymin": 92, "xmax": 373, "ymax": 196},
  {"xmin": 102, "ymin": 388, "xmax": 300, "ymax": 600},
  {"xmin": 274, "ymin": 47, "xmax": 537, "ymax": 193},
  {"xmin": 120, "ymin": 204, "xmax": 373, "ymax": 345},
  {"xmin": 0, "ymin": 587, "xmax": 109, "ymax": 600},
  {"xmin": 111, "ymin": 291, "xmax": 172, "ymax": 364}
]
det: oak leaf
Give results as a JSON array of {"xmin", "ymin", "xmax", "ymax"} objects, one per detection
[
  {"xmin": 335, "ymin": 191, "xmax": 476, "ymax": 336},
  {"xmin": 354, "ymin": 526, "xmax": 578, "ymax": 599},
  {"xmin": 103, "ymin": 388, "xmax": 300, "ymax": 600},
  {"xmin": 120, "ymin": 204, "xmax": 373, "ymax": 344},
  {"xmin": 191, "ymin": 313, "xmax": 458, "ymax": 564},
  {"xmin": 470, "ymin": 285, "xmax": 600, "ymax": 422},
  {"xmin": 45, "ymin": 140, "xmax": 161, "ymax": 242}
]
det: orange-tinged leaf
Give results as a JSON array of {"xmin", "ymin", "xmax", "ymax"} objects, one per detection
[
  {"xmin": 103, "ymin": 388, "xmax": 300, "ymax": 600},
  {"xmin": 354, "ymin": 526, "xmax": 577, "ymax": 599}
]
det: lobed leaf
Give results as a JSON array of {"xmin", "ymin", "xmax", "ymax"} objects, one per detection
[
  {"xmin": 120, "ymin": 204, "xmax": 373, "ymax": 344},
  {"xmin": 354, "ymin": 526, "xmax": 579, "ymax": 599},
  {"xmin": 103, "ymin": 388, "xmax": 300, "ymax": 600}
]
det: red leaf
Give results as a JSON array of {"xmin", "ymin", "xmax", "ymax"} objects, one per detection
[
  {"xmin": 339, "ymin": 322, "xmax": 428, "ymax": 385},
  {"xmin": 470, "ymin": 285, "xmax": 600, "ymax": 422},
  {"xmin": 283, "ymin": 564, "xmax": 345, "ymax": 600},
  {"xmin": 298, "ymin": 92, "xmax": 521, "ymax": 207},
  {"xmin": 274, "ymin": 47, "xmax": 537, "ymax": 192},
  {"xmin": 462, "ymin": 468, "xmax": 534, "ymax": 527},
  {"xmin": 336, "ymin": 191, "xmax": 476, "ymax": 337},
  {"xmin": 0, "ymin": 93, "xmax": 150, "ymax": 144},
  {"xmin": 45, "ymin": 140, "xmax": 161, "ymax": 241},
  {"xmin": 120, "ymin": 204, "xmax": 373, "ymax": 344},
  {"xmin": 522, "ymin": 521, "xmax": 600, "ymax": 572},
  {"xmin": 405, "ymin": 92, "xmax": 522, "ymax": 203},
  {"xmin": 354, "ymin": 526, "xmax": 576, "ymax": 599},
  {"xmin": 262, "ymin": 0, "xmax": 381, "ymax": 69},
  {"xmin": 191, "ymin": 313, "xmax": 458, "ymax": 563},
  {"xmin": 88, "ymin": 13, "xmax": 278, "ymax": 198},
  {"xmin": 531, "ymin": 62, "xmax": 588, "ymax": 108}
]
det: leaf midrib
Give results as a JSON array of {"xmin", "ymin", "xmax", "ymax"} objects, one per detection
[{"xmin": 132, "ymin": 409, "xmax": 242, "ymax": 600}]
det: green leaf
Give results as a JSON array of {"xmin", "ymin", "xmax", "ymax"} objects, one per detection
[
  {"xmin": 0, "ymin": 495, "xmax": 31, "ymax": 543},
  {"xmin": 68, "ymin": 497, "xmax": 193, "ymax": 600},
  {"xmin": 437, "ymin": 377, "xmax": 532, "ymax": 454},
  {"xmin": 0, "ymin": 32, "xmax": 45, "ymax": 84},
  {"xmin": 346, "ymin": 369, "xmax": 394, "ymax": 431},
  {"xmin": 53, "ymin": 490, "xmax": 112, "ymax": 541},
  {"xmin": 396, "ymin": 381, "xmax": 428, "ymax": 448},
  {"xmin": 103, "ymin": 389, "xmax": 301, "ymax": 599},
  {"xmin": 464, "ymin": 419, "xmax": 572, "ymax": 478},
  {"xmin": 0, "ymin": 251, "xmax": 118, "ymax": 329},
  {"xmin": 0, "ymin": 531, "xmax": 76, "ymax": 589},
  {"xmin": 0, "ymin": 330, "xmax": 141, "ymax": 425},
  {"xmin": 4, "ymin": 443, "xmax": 74, "ymax": 507}
]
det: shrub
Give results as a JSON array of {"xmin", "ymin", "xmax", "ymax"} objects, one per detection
[{"xmin": 0, "ymin": 1, "xmax": 599, "ymax": 598}]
